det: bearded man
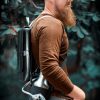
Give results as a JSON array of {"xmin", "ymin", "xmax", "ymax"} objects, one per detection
[{"xmin": 30, "ymin": 0, "xmax": 86, "ymax": 99}]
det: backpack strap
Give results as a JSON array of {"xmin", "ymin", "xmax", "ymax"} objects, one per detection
[{"xmin": 29, "ymin": 14, "xmax": 54, "ymax": 28}]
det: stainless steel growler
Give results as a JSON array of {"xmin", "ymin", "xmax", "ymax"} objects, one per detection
[{"xmin": 17, "ymin": 27, "xmax": 31, "ymax": 82}]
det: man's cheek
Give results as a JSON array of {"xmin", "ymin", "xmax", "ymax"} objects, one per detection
[{"xmin": 55, "ymin": 0, "xmax": 66, "ymax": 11}]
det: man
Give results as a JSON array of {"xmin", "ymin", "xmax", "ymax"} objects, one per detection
[{"xmin": 31, "ymin": 0, "xmax": 86, "ymax": 99}]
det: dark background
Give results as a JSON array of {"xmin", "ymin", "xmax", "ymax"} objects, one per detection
[{"xmin": 0, "ymin": 0, "xmax": 100, "ymax": 100}]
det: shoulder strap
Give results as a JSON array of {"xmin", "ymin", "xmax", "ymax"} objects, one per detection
[{"xmin": 29, "ymin": 14, "xmax": 53, "ymax": 28}]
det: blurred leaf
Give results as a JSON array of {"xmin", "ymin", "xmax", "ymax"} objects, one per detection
[
  {"xmin": 79, "ymin": 26, "xmax": 90, "ymax": 35},
  {"xmin": 0, "ymin": 25, "xmax": 8, "ymax": 31},
  {"xmin": 85, "ymin": 60, "xmax": 100, "ymax": 78},
  {"xmin": 1, "ymin": 25, "xmax": 20, "ymax": 36},
  {"xmin": 70, "ymin": 73, "xmax": 85, "ymax": 86},
  {"xmin": 76, "ymin": 27, "xmax": 85, "ymax": 38},
  {"xmin": 17, "ymin": 0, "xmax": 22, "ymax": 3},
  {"xmin": 4, "ymin": 0, "xmax": 9, "ymax": 4},
  {"xmin": 23, "ymin": 8, "xmax": 28, "ymax": 16},
  {"xmin": 92, "ymin": 14, "xmax": 100, "ymax": 22},
  {"xmin": 34, "ymin": 11, "xmax": 41, "ymax": 16},
  {"xmin": 1, "ymin": 12, "xmax": 9, "ymax": 21},
  {"xmin": 80, "ymin": 0, "xmax": 90, "ymax": 3},
  {"xmin": 83, "ymin": 45, "xmax": 94, "ymax": 53},
  {"xmin": 69, "ymin": 26, "xmax": 85, "ymax": 38},
  {"xmin": 71, "ymin": 26, "xmax": 78, "ymax": 32}
]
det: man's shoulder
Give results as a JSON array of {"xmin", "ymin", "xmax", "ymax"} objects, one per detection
[{"xmin": 37, "ymin": 15, "xmax": 63, "ymax": 29}]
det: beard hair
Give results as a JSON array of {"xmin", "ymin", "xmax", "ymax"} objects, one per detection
[{"xmin": 60, "ymin": 7, "xmax": 76, "ymax": 27}]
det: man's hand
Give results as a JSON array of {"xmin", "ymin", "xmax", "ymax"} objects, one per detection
[{"xmin": 67, "ymin": 85, "xmax": 86, "ymax": 100}]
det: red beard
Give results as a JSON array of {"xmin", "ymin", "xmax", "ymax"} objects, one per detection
[{"xmin": 60, "ymin": 7, "xmax": 76, "ymax": 27}]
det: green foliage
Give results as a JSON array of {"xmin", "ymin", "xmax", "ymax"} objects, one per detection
[{"xmin": 68, "ymin": 0, "xmax": 100, "ymax": 39}]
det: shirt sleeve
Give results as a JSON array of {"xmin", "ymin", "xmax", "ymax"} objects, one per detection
[{"xmin": 38, "ymin": 20, "xmax": 74, "ymax": 95}]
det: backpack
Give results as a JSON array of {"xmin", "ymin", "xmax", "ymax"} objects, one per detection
[
  {"xmin": 17, "ymin": 15, "xmax": 53, "ymax": 82},
  {"xmin": 17, "ymin": 26, "xmax": 38, "ymax": 82},
  {"xmin": 17, "ymin": 15, "xmax": 54, "ymax": 100}
]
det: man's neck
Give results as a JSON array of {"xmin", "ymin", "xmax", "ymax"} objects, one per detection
[
  {"xmin": 42, "ymin": 6, "xmax": 56, "ymax": 16},
  {"xmin": 41, "ymin": 7, "xmax": 62, "ymax": 21}
]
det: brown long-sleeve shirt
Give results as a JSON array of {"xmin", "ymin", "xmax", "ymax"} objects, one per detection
[{"xmin": 31, "ymin": 14, "xmax": 74, "ymax": 97}]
